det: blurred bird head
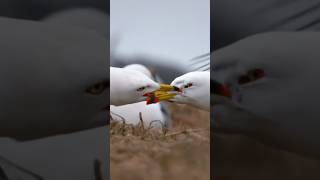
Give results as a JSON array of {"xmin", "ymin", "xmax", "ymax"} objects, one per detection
[{"xmin": 168, "ymin": 71, "xmax": 210, "ymax": 110}]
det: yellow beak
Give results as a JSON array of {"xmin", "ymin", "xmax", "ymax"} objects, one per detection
[
  {"xmin": 145, "ymin": 84, "xmax": 181, "ymax": 104},
  {"xmin": 157, "ymin": 84, "xmax": 181, "ymax": 101},
  {"xmin": 154, "ymin": 91, "xmax": 177, "ymax": 101},
  {"xmin": 159, "ymin": 84, "xmax": 181, "ymax": 92}
]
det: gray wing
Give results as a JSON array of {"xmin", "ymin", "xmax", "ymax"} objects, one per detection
[
  {"xmin": 111, "ymin": 54, "xmax": 188, "ymax": 83},
  {"xmin": 189, "ymin": 53, "xmax": 210, "ymax": 71}
]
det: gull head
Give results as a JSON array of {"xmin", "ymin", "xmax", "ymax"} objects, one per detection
[
  {"xmin": 169, "ymin": 71, "xmax": 210, "ymax": 111},
  {"xmin": 125, "ymin": 70, "xmax": 161, "ymax": 103},
  {"xmin": 211, "ymin": 33, "xmax": 316, "ymax": 131},
  {"xmin": 124, "ymin": 65, "xmax": 160, "ymax": 102},
  {"xmin": 211, "ymin": 33, "xmax": 320, "ymax": 157},
  {"xmin": 110, "ymin": 67, "xmax": 160, "ymax": 105},
  {"xmin": 123, "ymin": 64, "xmax": 181, "ymax": 105}
]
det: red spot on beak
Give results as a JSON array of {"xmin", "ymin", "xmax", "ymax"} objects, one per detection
[{"xmin": 146, "ymin": 96, "xmax": 159, "ymax": 105}]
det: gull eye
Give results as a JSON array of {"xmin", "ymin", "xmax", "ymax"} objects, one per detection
[
  {"xmin": 238, "ymin": 68, "xmax": 265, "ymax": 85},
  {"xmin": 86, "ymin": 80, "xmax": 108, "ymax": 95},
  {"xmin": 136, "ymin": 86, "xmax": 146, "ymax": 91},
  {"xmin": 184, "ymin": 83, "xmax": 193, "ymax": 88}
]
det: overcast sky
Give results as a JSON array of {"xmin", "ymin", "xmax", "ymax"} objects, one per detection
[{"xmin": 110, "ymin": 0, "xmax": 210, "ymax": 62}]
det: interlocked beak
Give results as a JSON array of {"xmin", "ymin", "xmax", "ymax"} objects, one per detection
[
  {"xmin": 159, "ymin": 84, "xmax": 181, "ymax": 92},
  {"xmin": 144, "ymin": 84, "xmax": 181, "ymax": 104}
]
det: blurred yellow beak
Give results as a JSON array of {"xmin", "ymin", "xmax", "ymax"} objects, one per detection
[
  {"xmin": 157, "ymin": 83, "xmax": 181, "ymax": 101},
  {"xmin": 146, "ymin": 84, "xmax": 180, "ymax": 104},
  {"xmin": 145, "ymin": 84, "xmax": 181, "ymax": 104},
  {"xmin": 159, "ymin": 84, "xmax": 181, "ymax": 92},
  {"xmin": 154, "ymin": 91, "xmax": 176, "ymax": 101}
]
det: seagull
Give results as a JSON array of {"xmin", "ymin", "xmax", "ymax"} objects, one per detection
[
  {"xmin": 171, "ymin": 71, "xmax": 210, "ymax": 111},
  {"xmin": 110, "ymin": 66, "xmax": 177, "ymax": 106},
  {"xmin": 156, "ymin": 71, "xmax": 211, "ymax": 111},
  {"xmin": 146, "ymin": 53, "xmax": 211, "ymax": 111},
  {"xmin": 110, "ymin": 66, "xmax": 160, "ymax": 106},
  {"xmin": 110, "ymin": 64, "xmax": 171, "ymax": 128},
  {"xmin": 140, "ymin": 53, "xmax": 210, "ymax": 111},
  {"xmin": 0, "ymin": 16, "xmax": 107, "ymax": 141},
  {"xmin": 211, "ymin": 32, "xmax": 320, "ymax": 158}
]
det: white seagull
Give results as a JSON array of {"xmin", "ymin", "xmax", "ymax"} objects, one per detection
[
  {"xmin": 110, "ymin": 66, "xmax": 178, "ymax": 106},
  {"xmin": 110, "ymin": 66, "xmax": 160, "ymax": 106},
  {"xmin": 110, "ymin": 64, "xmax": 171, "ymax": 128},
  {"xmin": 211, "ymin": 32, "xmax": 320, "ymax": 158},
  {"xmin": 169, "ymin": 71, "xmax": 210, "ymax": 111}
]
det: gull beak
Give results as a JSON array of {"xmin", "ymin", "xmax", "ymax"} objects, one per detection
[
  {"xmin": 159, "ymin": 84, "xmax": 181, "ymax": 92},
  {"xmin": 146, "ymin": 91, "xmax": 177, "ymax": 104},
  {"xmin": 155, "ymin": 91, "xmax": 177, "ymax": 101},
  {"xmin": 212, "ymin": 80, "xmax": 232, "ymax": 98},
  {"xmin": 145, "ymin": 84, "xmax": 180, "ymax": 104}
]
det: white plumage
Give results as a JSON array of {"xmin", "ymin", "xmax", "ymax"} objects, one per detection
[
  {"xmin": 110, "ymin": 66, "xmax": 160, "ymax": 106},
  {"xmin": 170, "ymin": 71, "xmax": 210, "ymax": 111},
  {"xmin": 110, "ymin": 64, "xmax": 170, "ymax": 128},
  {"xmin": 212, "ymin": 32, "xmax": 320, "ymax": 158}
]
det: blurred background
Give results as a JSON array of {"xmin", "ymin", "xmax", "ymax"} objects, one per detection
[
  {"xmin": 0, "ymin": 1, "xmax": 108, "ymax": 180},
  {"xmin": 111, "ymin": 0, "xmax": 209, "ymax": 62},
  {"xmin": 110, "ymin": 0, "xmax": 210, "ymax": 82}
]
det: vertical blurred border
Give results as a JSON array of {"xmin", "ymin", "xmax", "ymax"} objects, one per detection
[{"xmin": 210, "ymin": 0, "xmax": 213, "ymax": 179}]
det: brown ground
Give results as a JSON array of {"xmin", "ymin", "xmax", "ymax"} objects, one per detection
[{"xmin": 110, "ymin": 104, "xmax": 210, "ymax": 180}]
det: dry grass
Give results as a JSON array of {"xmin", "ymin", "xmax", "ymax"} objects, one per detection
[{"xmin": 110, "ymin": 104, "xmax": 210, "ymax": 180}]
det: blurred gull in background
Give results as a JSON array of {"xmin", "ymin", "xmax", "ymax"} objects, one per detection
[{"xmin": 0, "ymin": 3, "xmax": 109, "ymax": 180}]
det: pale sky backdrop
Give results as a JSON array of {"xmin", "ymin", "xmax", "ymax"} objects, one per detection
[{"xmin": 110, "ymin": 0, "xmax": 210, "ymax": 63}]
